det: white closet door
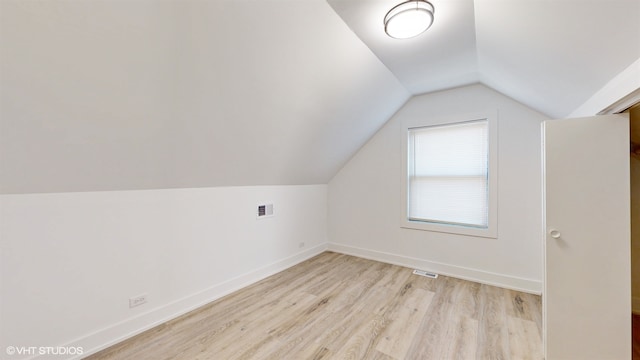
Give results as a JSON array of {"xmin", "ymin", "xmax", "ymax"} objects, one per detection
[{"xmin": 543, "ymin": 113, "xmax": 630, "ymax": 359}]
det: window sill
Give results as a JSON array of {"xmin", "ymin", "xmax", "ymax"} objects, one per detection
[{"xmin": 401, "ymin": 219, "xmax": 497, "ymax": 239}]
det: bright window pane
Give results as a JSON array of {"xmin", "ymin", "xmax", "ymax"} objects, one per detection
[{"xmin": 408, "ymin": 120, "xmax": 489, "ymax": 228}]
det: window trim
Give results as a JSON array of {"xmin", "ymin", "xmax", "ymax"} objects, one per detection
[{"xmin": 400, "ymin": 111, "xmax": 498, "ymax": 238}]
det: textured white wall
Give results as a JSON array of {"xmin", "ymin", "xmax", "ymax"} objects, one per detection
[
  {"xmin": 0, "ymin": 185, "xmax": 327, "ymax": 358},
  {"xmin": 328, "ymin": 84, "xmax": 548, "ymax": 293}
]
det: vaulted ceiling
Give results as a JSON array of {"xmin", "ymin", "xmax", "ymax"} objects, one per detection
[
  {"xmin": 1, "ymin": 0, "xmax": 639, "ymax": 194},
  {"xmin": 0, "ymin": 0, "xmax": 409, "ymax": 193},
  {"xmin": 328, "ymin": 0, "xmax": 640, "ymax": 118}
]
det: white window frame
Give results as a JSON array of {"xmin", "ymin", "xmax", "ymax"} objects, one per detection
[{"xmin": 400, "ymin": 111, "xmax": 498, "ymax": 238}]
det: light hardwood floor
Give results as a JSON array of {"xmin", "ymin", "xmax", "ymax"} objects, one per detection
[{"xmin": 86, "ymin": 252, "xmax": 542, "ymax": 360}]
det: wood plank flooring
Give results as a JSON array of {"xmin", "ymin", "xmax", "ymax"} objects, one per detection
[{"xmin": 86, "ymin": 252, "xmax": 543, "ymax": 360}]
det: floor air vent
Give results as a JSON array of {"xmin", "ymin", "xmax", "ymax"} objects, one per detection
[{"xmin": 413, "ymin": 269, "xmax": 438, "ymax": 278}]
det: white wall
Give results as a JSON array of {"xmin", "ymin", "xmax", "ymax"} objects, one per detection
[
  {"xmin": 328, "ymin": 84, "xmax": 548, "ymax": 293},
  {"xmin": 0, "ymin": 185, "xmax": 327, "ymax": 359}
]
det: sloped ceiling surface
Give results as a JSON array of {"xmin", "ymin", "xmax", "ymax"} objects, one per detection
[
  {"xmin": 0, "ymin": 0, "xmax": 409, "ymax": 194},
  {"xmin": 328, "ymin": 0, "xmax": 479, "ymax": 94},
  {"xmin": 328, "ymin": 0, "xmax": 640, "ymax": 118},
  {"xmin": 2, "ymin": 0, "xmax": 639, "ymax": 194},
  {"xmin": 328, "ymin": 0, "xmax": 479, "ymax": 95}
]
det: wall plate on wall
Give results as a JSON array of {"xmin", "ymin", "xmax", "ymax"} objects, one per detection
[{"xmin": 257, "ymin": 204, "xmax": 274, "ymax": 219}]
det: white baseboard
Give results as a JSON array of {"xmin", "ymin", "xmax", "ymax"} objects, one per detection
[
  {"xmin": 62, "ymin": 244, "xmax": 327, "ymax": 360},
  {"xmin": 632, "ymin": 296, "xmax": 640, "ymax": 315},
  {"xmin": 327, "ymin": 243, "xmax": 542, "ymax": 295}
]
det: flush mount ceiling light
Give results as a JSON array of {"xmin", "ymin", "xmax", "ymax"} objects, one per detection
[{"xmin": 384, "ymin": 0, "xmax": 435, "ymax": 39}]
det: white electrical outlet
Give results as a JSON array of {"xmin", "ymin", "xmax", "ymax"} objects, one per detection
[{"xmin": 129, "ymin": 293, "xmax": 147, "ymax": 308}]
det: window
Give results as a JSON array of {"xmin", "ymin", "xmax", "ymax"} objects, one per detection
[{"xmin": 401, "ymin": 114, "xmax": 497, "ymax": 238}]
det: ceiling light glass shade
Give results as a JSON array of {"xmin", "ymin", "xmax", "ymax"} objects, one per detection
[{"xmin": 384, "ymin": 0, "xmax": 435, "ymax": 39}]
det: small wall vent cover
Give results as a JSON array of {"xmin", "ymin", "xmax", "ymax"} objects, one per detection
[
  {"xmin": 413, "ymin": 269, "xmax": 438, "ymax": 278},
  {"xmin": 257, "ymin": 204, "xmax": 274, "ymax": 218}
]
